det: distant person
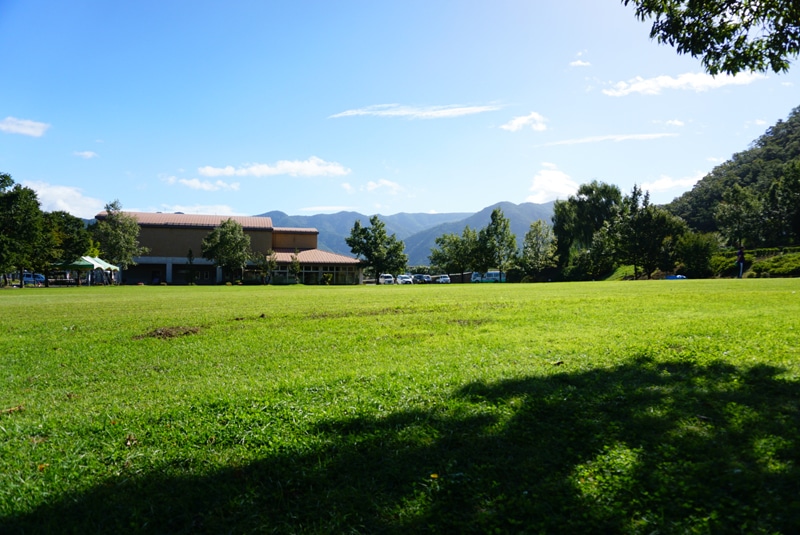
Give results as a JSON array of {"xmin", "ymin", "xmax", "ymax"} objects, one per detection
[{"xmin": 736, "ymin": 246, "xmax": 745, "ymax": 278}]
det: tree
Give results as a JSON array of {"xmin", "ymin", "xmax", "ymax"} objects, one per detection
[
  {"xmin": 552, "ymin": 181, "xmax": 622, "ymax": 271},
  {"xmin": 201, "ymin": 218, "xmax": 251, "ymax": 282},
  {"xmin": 675, "ymin": 232, "xmax": 719, "ymax": 278},
  {"xmin": 259, "ymin": 249, "xmax": 278, "ymax": 284},
  {"xmin": 93, "ymin": 200, "xmax": 149, "ymax": 269},
  {"xmin": 428, "ymin": 226, "xmax": 478, "ymax": 278},
  {"xmin": 616, "ymin": 185, "xmax": 687, "ymax": 278},
  {"xmin": 476, "ymin": 208, "xmax": 517, "ymax": 280},
  {"xmin": 762, "ymin": 162, "xmax": 800, "ymax": 245},
  {"xmin": 290, "ymin": 249, "xmax": 301, "ymax": 283},
  {"xmin": 0, "ymin": 174, "xmax": 44, "ymax": 287},
  {"xmin": 519, "ymin": 220, "xmax": 558, "ymax": 280},
  {"xmin": 43, "ymin": 210, "xmax": 90, "ymax": 264},
  {"xmin": 346, "ymin": 215, "xmax": 407, "ymax": 283},
  {"xmin": 714, "ymin": 184, "xmax": 762, "ymax": 246},
  {"xmin": 623, "ymin": 0, "xmax": 800, "ymax": 74}
]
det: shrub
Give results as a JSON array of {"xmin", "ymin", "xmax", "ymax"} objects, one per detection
[
  {"xmin": 751, "ymin": 252, "xmax": 800, "ymax": 277},
  {"xmin": 675, "ymin": 232, "xmax": 718, "ymax": 278}
]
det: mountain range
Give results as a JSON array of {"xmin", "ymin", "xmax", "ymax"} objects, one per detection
[{"xmin": 257, "ymin": 201, "xmax": 555, "ymax": 266}]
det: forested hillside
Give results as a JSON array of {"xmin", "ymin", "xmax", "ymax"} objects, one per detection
[{"xmin": 667, "ymin": 105, "xmax": 800, "ymax": 246}]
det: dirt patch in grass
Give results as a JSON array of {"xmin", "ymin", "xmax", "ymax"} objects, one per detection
[{"xmin": 134, "ymin": 326, "xmax": 201, "ymax": 340}]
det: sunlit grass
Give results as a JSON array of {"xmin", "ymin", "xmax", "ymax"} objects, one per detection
[{"xmin": 1, "ymin": 280, "xmax": 799, "ymax": 533}]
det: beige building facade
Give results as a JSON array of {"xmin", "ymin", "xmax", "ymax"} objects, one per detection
[{"xmin": 94, "ymin": 211, "xmax": 362, "ymax": 285}]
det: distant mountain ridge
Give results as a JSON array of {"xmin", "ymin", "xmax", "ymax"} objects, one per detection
[{"xmin": 257, "ymin": 201, "xmax": 555, "ymax": 266}]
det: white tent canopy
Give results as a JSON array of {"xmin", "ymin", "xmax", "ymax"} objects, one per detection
[{"xmin": 81, "ymin": 256, "xmax": 120, "ymax": 271}]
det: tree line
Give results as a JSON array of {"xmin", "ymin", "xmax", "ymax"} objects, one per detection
[{"xmin": 0, "ymin": 174, "xmax": 149, "ymax": 287}]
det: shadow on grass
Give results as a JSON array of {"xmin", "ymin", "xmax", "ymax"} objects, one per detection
[{"xmin": 4, "ymin": 357, "xmax": 800, "ymax": 533}]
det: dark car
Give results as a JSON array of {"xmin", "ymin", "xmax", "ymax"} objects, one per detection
[{"xmin": 412, "ymin": 274, "xmax": 432, "ymax": 284}]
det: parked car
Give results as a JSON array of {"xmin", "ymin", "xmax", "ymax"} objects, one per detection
[
  {"xmin": 396, "ymin": 274, "xmax": 414, "ymax": 285},
  {"xmin": 412, "ymin": 274, "xmax": 432, "ymax": 284},
  {"xmin": 437, "ymin": 274, "xmax": 451, "ymax": 283},
  {"xmin": 379, "ymin": 273, "xmax": 395, "ymax": 285},
  {"xmin": 22, "ymin": 273, "xmax": 46, "ymax": 286},
  {"xmin": 471, "ymin": 271, "xmax": 506, "ymax": 283}
]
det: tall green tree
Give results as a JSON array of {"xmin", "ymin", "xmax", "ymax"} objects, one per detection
[
  {"xmin": 201, "ymin": 218, "xmax": 251, "ymax": 282},
  {"xmin": 476, "ymin": 208, "xmax": 517, "ymax": 279},
  {"xmin": 762, "ymin": 162, "xmax": 800, "ymax": 245},
  {"xmin": 290, "ymin": 249, "xmax": 302, "ymax": 283},
  {"xmin": 428, "ymin": 225, "xmax": 478, "ymax": 277},
  {"xmin": 0, "ymin": 174, "xmax": 44, "ymax": 286},
  {"xmin": 623, "ymin": 0, "xmax": 800, "ymax": 74},
  {"xmin": 519, "ymin": 220, "xmax": 558, "ymax": 280},
  {"xmin": 346, "ymin": 215, "xmax": 407, "ymax": 283},
  {"xmin": 675, "ymin": 232, "xmax": 719, "ymax": 278},
  {"xmin": 93, "ymin": 200, "xmax": 149, "ymax": 269},
  {"xmin": 616, "ymin": 186, "xmax": 687, "ymax": 278},
  {"xmin": 552, "ymin": 181, "xmax": 622, "ymax": 270},
  {"xmin": 714, "ymin": 184, "xmax": 762, "ymax": 246},
  {"xmin": 43, "ymin": 211, "xmax": 91, "ymax": 264}
]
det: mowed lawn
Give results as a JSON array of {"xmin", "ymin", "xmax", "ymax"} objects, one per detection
[{"xmin": 1, "ymin": 280, "xmax": 799, "ymax": 533}]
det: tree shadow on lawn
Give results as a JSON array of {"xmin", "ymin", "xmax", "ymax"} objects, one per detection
[{"xmin": 5, "ymin": 356, "xmax": 800, "ymax": 534}]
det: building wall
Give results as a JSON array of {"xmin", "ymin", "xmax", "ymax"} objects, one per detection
[
  {"xmin": 272, "ymin": 232, "xmax": 317, "ymax": 250},
  {"xmin": 139, "ymin": 226, "xmax": 273, "ymax": 257}
]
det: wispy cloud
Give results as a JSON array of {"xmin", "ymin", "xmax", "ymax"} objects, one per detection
[
  {"xmin": 23, "ymin": 181, "xmax": 105, "ymax": 219},
  {"xmin": 341, "ymin": 182, "xmax": 355, "ymax": 194},
  {"xmin": 198, "ymin": 156, "xmax": 350, "ymax": 178},
  {"xmin": 570, "ymin": 50, "xmax": 590, "ymax": 68},
  {"xmin": 500, "ymin": 112, "xmax": 548, "ymax": 132},
  {"xmin": 526, "ymin": 163, "xmax": 579, "ymax": 203},
  {"xmin": 603, "ymin": 71, "xmax": 765, "ymax": 97},
  {"xmin": 539, "ymin": 133, "xmax": 677, "ymax": 147},
  {"xmin": 329, "ymin": 103, "xmax": 501, "ymax": 119},
  {"xmin": 74, "ymin": 151, "xmax": 99, "ymax": 159},
  {"xmin": 642, "ymin": 172, "xmax": 705, "ymax": 194},
  {"xmin": 365, "ymin": 178, "xmax": 403, "ymax": 195},
  {"xmin": 665, "ymin": 119, "xmax": 685, "ymax": 127},
  {"xmin": 164, "ymin": 176, "xmax": 240, "ymax": 191},
  {"xmin": 1, "ymin": 116, "xmax": 51, "ymax": 137}
]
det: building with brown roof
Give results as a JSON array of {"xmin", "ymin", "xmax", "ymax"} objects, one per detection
[{"xmin": 94, "ymin": 211, "xmax": 363, "ymax": 285}]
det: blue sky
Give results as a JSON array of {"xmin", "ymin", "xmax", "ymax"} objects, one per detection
[{"xmin": 2, "ymin": 1, "xmax": 798, "ymax": 219}]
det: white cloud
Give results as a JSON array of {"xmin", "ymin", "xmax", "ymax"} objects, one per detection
[
  {"xmin": 665, "ymin": 120, "xmax": 685, "ymax": 127},
  {"xmin": 329, "ymin": 103, "xmax": 501, "ymax": 119},
  {"xmin": 570, "ymin": 60, "xmax": 591, "ymax": 67},
  {"xmin": 159, "ymin": 204, "xmax": 247, "ymax": 216},
  {"xmin": 526, "ymin": 163, "xmax": 579, "ymax": 203},
  {"xmin": 23, "ymin": 181, "xmax": 105, "ymax": 219},
  {"xmin": 641, "ymin": 172, "xmax": 705, "ymax": 193},
  {"xmin": 198, "ymin": 156, "xmax": 350, "ymax": 178},
  {"xmin": 500, "ymin": 112, "xmax": 548, "ymax": 132},
  {"xmin": 603, "ymin": 71, "xmax": 765, "ymax": 97},
  {"xmin": 707, "ymin": 156, "xmax": 725, "ymax": 163},
  {"xmin": 0, "ymin": 116, "xmax": 51, "ymax": 137},
  {"xmin": 74, "ymin": 151, "xmax": 99, "ymax": 159},
  {"xmin": 365, "ymin": 178, "xmax": 403, "ymax": 195},
  {"xmin": 341, "ymin": 182, "xmax": 355, "ymax": 193},
  {"xmin": 164, "ymin": 176, "xmax": 240, "ymax": 191},
  {"xmin": 539, "ymin": 133, "xmax": 677, "ymax": 147}
]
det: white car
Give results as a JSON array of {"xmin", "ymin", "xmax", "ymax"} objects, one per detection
[
  {"xmin": 379, "ymin": 274, "xmax": 395, "ymax": 285},
  {"xmin": 437, "ymin": 274, "xmax": 451, "ymax": 283},
  {"xmin": 396, "ymin": 274, "xmax": 414, "ymax": 285}
]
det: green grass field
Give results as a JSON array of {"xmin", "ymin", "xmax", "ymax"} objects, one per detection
[{"xmin": 2, "ymin": 280, "xmax": 799, "ymax": 533}]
